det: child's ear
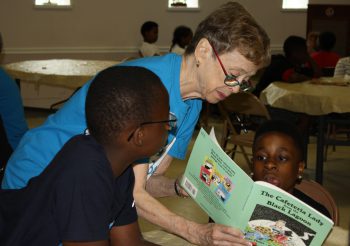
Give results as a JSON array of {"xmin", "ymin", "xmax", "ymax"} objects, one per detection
[
  {"xmin": 298, "ymin": 161, "xmax": 305, "ymax": 176},
  {"xmin": 249, "ymin": 158, "xmax": 255, "ymax": 172},
  {"xmin": 133, "ymin": 128, "xmax": 144, "ymax": 146}
]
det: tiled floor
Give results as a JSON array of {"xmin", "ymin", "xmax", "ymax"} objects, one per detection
[{"xmin": 25, "ymin": 108, "xmax": 350, "ymax": 233}]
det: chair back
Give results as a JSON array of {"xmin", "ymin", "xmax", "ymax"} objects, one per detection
[
  {"xmin": 219, "ymin": 92, "xmax": 271, "ymax": 118},
  {"xmin": 218, "ymin": 92, "xmax": 271, "ymax": 168},
  {"xmin": 295, "ymin": 179, "xmax": 339, "ymax": 225}
]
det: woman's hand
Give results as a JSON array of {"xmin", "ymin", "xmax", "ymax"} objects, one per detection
[
  {"xmin": 175, "ymin": 174, "xmax": 190, "ymax": 198},
  {"xmin": 192, "ymin": 223, "xmax": 252, "ymax": 246}
]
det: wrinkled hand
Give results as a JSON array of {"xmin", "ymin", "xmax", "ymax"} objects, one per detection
[
  {"xmin": 194, "ymin": 223, "xmax": 251, "ymax": 246},
  {"xmin": 175, "ymin": 174, "xmax": 190, "ymax": 198}
]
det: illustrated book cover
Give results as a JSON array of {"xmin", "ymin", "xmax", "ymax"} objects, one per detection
[{"xmin": 181, "ymin": 128, "xmax": 334, "ymax": 246}]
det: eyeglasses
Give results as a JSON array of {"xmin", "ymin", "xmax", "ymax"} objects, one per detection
[
  {"xmin": 209, "ymin": 43, "xmax": 252, "ymax": 92},
  {"xmin": 127, "ymin": 113, "xmax": 177, "ymax": 141}
]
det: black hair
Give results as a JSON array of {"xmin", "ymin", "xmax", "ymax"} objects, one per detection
[
  {"xmin": 170, "ymin": 25, "xmax": 193, "ymax": 50},
  {"xmin": 140, "ymin": 21, "xmax": 158, "ymax": 37},
  {"xmin": 283, "ymin": 36, "xmax": 307, "ymax": 58},
  {"xmin": 85, "ymin": 66, "xmax": 166, "ymax": 145},
  {"xmin": 253, "ymin": 120, "xmax": 305, "ymax": 161},
  {"xmin": 318, "ymin": 31, "xmax": 336, "ymax": 51}
]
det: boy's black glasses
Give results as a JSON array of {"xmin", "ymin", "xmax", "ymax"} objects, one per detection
[
  {"xmin": 127, "ymin": 113, "xmax": 177, "ymax": 141},
  {"xmin": 209, "ymin": 42, "xmax": 252, "ymax": 92}
]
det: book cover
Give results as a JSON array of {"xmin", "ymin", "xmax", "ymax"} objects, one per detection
[{"xmin": 181, "ymin": 128, "xmax": 334, "ymax": 246}]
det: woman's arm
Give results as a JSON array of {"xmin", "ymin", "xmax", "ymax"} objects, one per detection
[{"xmin": 133, "ymin": 158, "xmax": 251, "ymax": 246}]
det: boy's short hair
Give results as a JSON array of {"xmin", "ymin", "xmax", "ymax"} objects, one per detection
[
  {"xmin": 283, "ymin": 36, "xmax": 307, "ymax": 57},
  {"xmin": 140, "ymin": 21, "xmax": 158, "ymax": 37},
  {"xmin": 253, "ymin": 120, "xmax": 305, "ymax": 161},
  {"xmin": 85, "ymin": 66, "xmax": 165, "ymax": 145},
  {"xmin": 318, "ymin": 31, "xmax": 336, "ymax": 51},
  {"xmin": 185, "ymin": 2, "xmax": 270, "ymax": 67}
]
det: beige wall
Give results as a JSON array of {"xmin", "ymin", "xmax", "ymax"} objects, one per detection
[{"xmin": 1, "ymin": 0, "xmax": 349, "ymax": 63}]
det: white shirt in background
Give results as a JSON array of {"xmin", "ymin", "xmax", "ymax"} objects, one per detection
[
  {"xmin": 170, "ymin": 44, "xmax": 185, "ymax": 55},
  {"xmin": 140, "ymin": 42, "xmax": 160, "ymax": 57}
]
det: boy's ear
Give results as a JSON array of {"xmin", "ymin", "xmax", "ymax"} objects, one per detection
[
  {"xmin": 132, "ymin": 127, "xmax": 144, "ymax": 146},
  {"xmin": 194, "ymin": 38, "xmax": 211, "ymax": 62}
]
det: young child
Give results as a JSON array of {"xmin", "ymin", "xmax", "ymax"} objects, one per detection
[
  {"xmin": 0, "ymin": 66, "xmax": 173, "ymax": 246},
  {"xmin": 311, "ymin": 31, "xmax": 340, "ymax": 70},
  {"xmin": 251, "ymin": 119, "xmax": 331, "ymax": 218},
  {"xmin": 253, "ymin": 35, "xmax": 321, "ymax": 97},
  {"xmin": 169, "ymin": 25, "xmax": 193, "ymax": 55},
  {"xmin": 139, "ymin": 21, "xmax": 160, "ymax": 57}
]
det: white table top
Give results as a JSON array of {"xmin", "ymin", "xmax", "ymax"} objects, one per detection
[
  {"xmin": 3, "ymin": 59, "xmax": 120, "ymax": 89},
  {"xmin": 260, "ymin": 78, "xmax": 350, "ymax": 116}
]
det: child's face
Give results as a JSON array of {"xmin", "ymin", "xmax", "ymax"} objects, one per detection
[
  {"xmin": 252, "ymin": 132, "xmax": 304, "ymax": 193},
  {"xmin": 290, "ymin": 47, "xmax": 309, "ymax": 65},
  {"xmin": 144, "ymin": 27, "xmax": 158, "ymax": 43}
]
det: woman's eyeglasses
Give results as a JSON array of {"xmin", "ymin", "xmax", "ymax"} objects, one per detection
[
  {"xmin": 127, "ymin": 113, "xmax": 177, "ymax": 141},
  {"xmin": 209, "ymin": 43, "xmax": 252, "ymax": 92}
]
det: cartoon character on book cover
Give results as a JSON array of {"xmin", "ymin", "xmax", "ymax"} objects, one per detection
[
  {"xmin": 199, "ymin": 157, "xmax": 234, "ymax": 203},
  {"xmin": 199, "ymin": 158, "xmax": 215, "ymax": 186},
  {"xmin": 244, "ymin": 204, "xmax": 315, "ymax": 246}
]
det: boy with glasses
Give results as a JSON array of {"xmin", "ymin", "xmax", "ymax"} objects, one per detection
[{"xmin": 0, "ymin": 66, "xmax": 171, "ymax": 246}]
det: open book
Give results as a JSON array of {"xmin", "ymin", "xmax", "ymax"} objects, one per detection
[{"xmin": 181, "ymin": 128, "xmax": 334, "ymax": 246}]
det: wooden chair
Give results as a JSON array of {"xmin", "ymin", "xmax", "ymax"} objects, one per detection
[
  {"xmin": 218, "ymin": 92, "xmax": 271, "ymax": 169},
  {"xmin": 324, "ymin": 114, "xmax": 350, "ymax": 161},
  {"xmin": 295, "ymin": 179, "xmax": 339, "ymax": 225}
]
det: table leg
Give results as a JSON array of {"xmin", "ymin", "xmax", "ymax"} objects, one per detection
[{"xmin": 316, "ymin": 115, "xmax": 325, "ymax": 184}]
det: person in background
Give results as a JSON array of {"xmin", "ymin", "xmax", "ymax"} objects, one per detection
[
  {"xmin": 253, "ymin": 36, "xmax": 321, "ymax": 145},
  {"xmin": 311, "ymin": 31, "xmax": 340, "ymax": 72},
  {"xmin": 169, "ymin": 25, "xmax": 193, "ymax": 55},
  {"xmin": 253, "ymin": 35, "xmax": 321, "ymax": 98},
  {"xmin": 0, "ymin": 66, "xmax": 168, "ymax": 246},
  {"xmin": 139, "ymin": 21, "xmax": 160, "ymax": 57},
  {"xmin": 251, "ymin": 119, "xmax": 331, "ymax": 219},
  {"xmin": 0, "ymin": 32, "xmax": 28, "ymax": 179},
  {"xmin": 3, "ymin": 2, "xmax": 270, "ymax": 245},
  {"xmin": 306, "ymin": 31, "xmax": 319, "ymax": 54},
  {"xmin": 334, "ymin": 56, "xmax": 350, "ymax": 77}
]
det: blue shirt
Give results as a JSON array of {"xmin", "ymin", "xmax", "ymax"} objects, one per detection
[
  {"xmin": 0, "ymin": 68, "xmax": 28, "ymax": 150},
  {"xmin": 2, "ymin": 54, "xmax": 202, "ymax": 189}
]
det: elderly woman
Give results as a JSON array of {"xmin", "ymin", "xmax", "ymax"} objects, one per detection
[{"xmin": 3, "ymin": 2, "xmax": 270, "ymax": 245}]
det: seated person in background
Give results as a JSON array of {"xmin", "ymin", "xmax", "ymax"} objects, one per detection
[
  {"xmin": 169, "ymin": 25, "xmax": 193, "ymax": 55},
  {"xmin": 139, "ymin": 21, "xmax": 160, "ymax": 57},
  {"xmin": 0, "ymin": 32, "xmax": 28, "ymax": 176},
  {"xmin": 334, "ymin": 56, "xmax": 350, "ymax": 77},
  {"xmin": 0, "ymin": 66, "xmax": 169, "ymax": 246},
  {"xmin": 311, "ymin": 31, "xmax": 340, "ymax": 73},
  {"xmin": 306, "ymin": 31, "xmax": 319, "ymax": 54},
  {"xmin": 251, "ymin": 119, "xmax": 331, "ymax": 219},
  {"xmin": 253, "ymin": 35, "xmax": 321, "ymax": 97}
]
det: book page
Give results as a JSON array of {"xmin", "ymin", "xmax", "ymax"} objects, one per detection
[
  {"xmin": 181, "ymin": 128, "xmax": 254, "ymax": 227},
  {"xmin": 239, "ymin": 181, "xmax": 334, "ymax": 246}
]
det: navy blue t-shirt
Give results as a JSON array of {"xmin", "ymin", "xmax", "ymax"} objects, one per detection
[{"xmin": 0, "ymin": 134, "xmax": 137, "ymax": 245}]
